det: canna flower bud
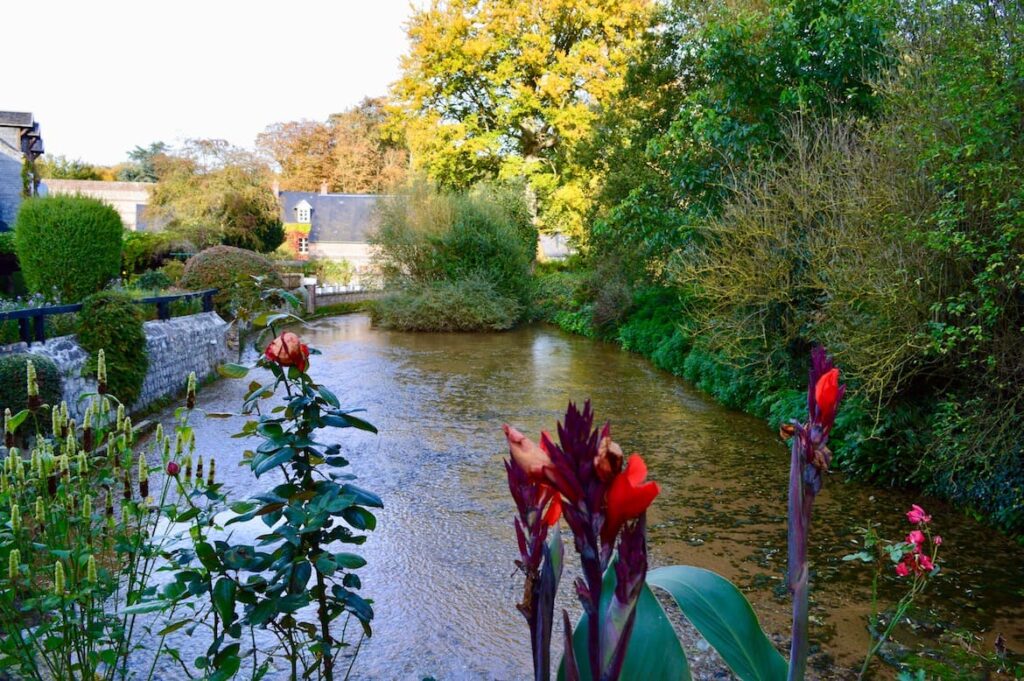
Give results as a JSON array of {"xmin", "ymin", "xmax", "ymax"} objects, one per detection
[
  {"xmin": 186, "ymin": 371, "xmax": 197, "ymax": 410},
  {"xmin": 207, "ymin": 457, "xmax": 216, "ymax": 486},
  {"xmin": 8, "ymin": 549, "xmax": 19, "ymax": 583},
  {"xmin": 54, "ymin": 561, "xmax": 65, "ymax": 595},
  {"xmin": 86, "ymin": 555, "xmax": 97, "ymax": 583},
  {"xmin": 97, "ymin": 350, "xmax": 108, "ymax": 394}
]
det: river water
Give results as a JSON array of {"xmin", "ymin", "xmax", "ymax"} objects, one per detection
[{"xmin": 147, "ymin": 314, "xmax": 1024, "ymax": 680}]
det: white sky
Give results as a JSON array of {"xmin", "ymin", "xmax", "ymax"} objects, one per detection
[{"xmin": 2, "ymin": 0, "xmax": 417, "ymax": 165}]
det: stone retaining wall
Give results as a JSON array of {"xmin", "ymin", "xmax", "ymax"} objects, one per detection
[{"xmin": 2, "ymin": 312, "xmax": 229, "ymax": 419}]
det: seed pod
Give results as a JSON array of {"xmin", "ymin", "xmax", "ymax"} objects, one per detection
[
  {"xmin": 207, "ymin": 457, "xmax": 216, "ymax": 486},
  {"xmin": 86, "ymin": 555, "xmax": 97, "ymax": 583},
  {"xmin": 8, "ymin": 549, "xmax": 19, "ymax": 583},
  {"xmin": 97, "ymin": 350, "xmax": 108, "ymax": 394},
  {"xmin": 53, "ymin": 562, "xmax": 65, "ymax": 595}
]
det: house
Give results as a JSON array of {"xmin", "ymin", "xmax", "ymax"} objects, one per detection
[
  {"xmin": 275, "ymin": 183, "xmax": 382, "ymax": 281},
  {"xmin": 42, "ymin": 179, "xmax": 154, "ymax": 231},
  {"xmin": 0, "ymin": 111, "xmax": 44, "ymax": 231}
]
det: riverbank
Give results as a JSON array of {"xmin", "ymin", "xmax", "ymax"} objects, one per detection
[{"xmin": 530, "ymin": 263, "xmax": 1023, "ymax": 540}]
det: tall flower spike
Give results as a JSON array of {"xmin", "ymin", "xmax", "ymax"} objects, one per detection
[
  {"xmin": 10, "ymin": 503, "xmax": 20, "ymax": 533},
  {"xmin": 53, "ymin": 561, "xmax": 65, "ymax": 595},
  {"xmin": 26, "ymin": 361, "xmax": 41, "ymax": 409},
  {"xmin": 51, "ymin": 405, "xmax": 62, "ymax": 438},
  {"xmin": 138, "ymin": 452, "xmax": 149, "ymax": 499},
  {"xmin": 35, "ymin": 497, "xmax": 45, "ymax": 525},
  {"xmin": 96, "ymin": 350, "xmax": 108, "ymax": 394},
  {"xmin": 86, "ymin": 555, "xmax": 98, "ymax": 583},
  {"xmin": 186, "ymin": 371, "xmax": 197, "ymax": 410},
  {"xmin": 8, "ymin": 549, "xmax": 19, "ymax": 583},
  {"xmin": 116, "ymin": 403, "xmax": 125, "ymax": 432},
  {"xmin": 207, "ymin": 457, "xmax": 216, "ymax": 485},
  {"xmin": 4, "ymin": 408, "xmax": 12, "ymax": 448}
]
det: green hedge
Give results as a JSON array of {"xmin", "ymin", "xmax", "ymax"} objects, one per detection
[
  {"xmin": 77, "ymin": 291, "xmax": 148, "ymax": 406},
  {"xmin": 0, "ymin": 354, "xmax": 62, "ymax": 420},
  {"xmin": 179, "ymin": 245, "xmax": 282, "ymax": 318},
  {"xmin": 371, "ymin": 277, "xmax": 522, "ymax": 331},
  {"xmin": 14, "ymin": 195, "xmax": 123, "ymax": 301}
]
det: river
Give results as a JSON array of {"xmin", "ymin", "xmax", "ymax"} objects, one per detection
[{"xmin": 146, "ymin": 314, "xmax": 1024, "ymax": 679}]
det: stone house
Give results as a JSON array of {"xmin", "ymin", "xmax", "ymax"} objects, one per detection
[
  {"xmin": 0, "ymin": 111, "xmax": 44, "ymax": 231},
  {"xmin": 276, "ymin": 183, "xmax": 382, "ymax": 280}
]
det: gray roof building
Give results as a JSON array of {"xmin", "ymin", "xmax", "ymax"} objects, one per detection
[
  {"xmin": 278, "ymin": 191, "xmax": 382, "ymax": 243},
  {"xmin": 0, "ymin": 111, "xmax": 44, "ymax": 230}
]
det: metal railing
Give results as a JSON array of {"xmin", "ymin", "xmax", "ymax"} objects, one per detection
[{"xmin": 0, "ymin": 289, "xmax": 217, "ymax": 346}]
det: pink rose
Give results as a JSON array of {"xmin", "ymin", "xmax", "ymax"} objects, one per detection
[{"xmin": 906, "ymin": 504, "xmax": 931, "ymax": 524}]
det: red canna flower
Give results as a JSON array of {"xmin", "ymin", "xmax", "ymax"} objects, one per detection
[
  {"xmin": 503, "ymin": 424, "xmax": 553, "ymax": 482},
  {"xmin": 906, "ymin": 504, "xmax": 931, "ymax": 524},
  {"xmin": 542, "ymin": 487, "xmax": 562, "ymax": 527},
  {"xmin": 814, "ymin": 368, "xmax": 841, "ymax": 431},
  {"xmin": 265, "ymin": 332, "xmax": 310, "ymax": 373},
  {"xmin": 602, "ymin": 454, "xmax": 660, "ymax": 542}
]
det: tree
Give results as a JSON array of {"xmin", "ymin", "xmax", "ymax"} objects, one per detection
[
  {"xmin": 147, "ymin": 140, "xmax": 284, "ymax": 253},
  {"xmin": 390, "ymin": 0, "xmax": 652, "ymax": 238},
  {"xmin": 36, "ymin": 155, "xmax": 103, "ymax": 180},
  {"xmin": 117, "ymin": 141, "xmax": 172, "ymax": 182},
  {"xmin": 257, "ymin": 97, "xmax": 408, "ymax": 193}
]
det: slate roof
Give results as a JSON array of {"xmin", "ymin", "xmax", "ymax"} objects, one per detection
[
  {"xmin": 278, "ymin": 192, "xmax": 383, "ymax": 243},
  {"xmin": 0, "ymin": 111, "xmax": 34, "ymax": 128}
]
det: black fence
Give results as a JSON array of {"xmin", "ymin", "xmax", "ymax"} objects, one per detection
[{"xmin": 0, "ymin": 289, "xmax": 217, "ymax": 346}]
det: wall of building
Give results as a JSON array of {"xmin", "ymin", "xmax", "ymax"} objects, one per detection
[
  {"xmin": 2, "ymin": 312, "xmax": 230, "ymax": 420},
  {"xmin": 43, "ymin": 179, "xmax": 153, "ymax": 231},
  {"xmin": 0, "ymin": 127, "xmax": 23, "ymax": 230}
]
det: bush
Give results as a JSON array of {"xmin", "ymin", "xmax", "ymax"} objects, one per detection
[
  {"xmin": 122, "ymin": 230, "xmax": 173, "ymax": 276},
  {"xmin": 159, "ymin": 259, "xmax": 185, "ymax": 284},
  {"xmin": 13, "ymin": 195, "xmax": 123, "ymax": 301},
  {"xmin": 179, "ymin": 245, "xmax": 282, "ymax": 318},
  {"xmin": 372, "ymin": 182, "xmax": 536, "ymax": 326},
  {"xmin": 0, "ymin": 353, "xmax": 62, "ymax": 418},
  {"xmin": 76, "ymin": 291, "xmax": 148, "ymax": 406},
  {"xmin": 371, "ymin": 277, "xmax": 522, "ymax": 331},
  {"xmin": 0, "ymin": 232, "xmax": 14, "ymax": 255},
  {"xmin": 130, "ymin": 269, "xmax": 172, "ymax": 291}
]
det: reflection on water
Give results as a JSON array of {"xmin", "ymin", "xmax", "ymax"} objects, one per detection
[{"xmin": 148, "ymin": 314, "xmax": 1024, "ymax": 680}]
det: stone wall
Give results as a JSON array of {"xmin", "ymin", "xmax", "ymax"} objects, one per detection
[
  {"xmin": 4, "ymin": 312, "xmax": 229, "ymax": 419},
  {"xmin": 43, "ymin": 179, "xmax": 153, "ymax": 231}
]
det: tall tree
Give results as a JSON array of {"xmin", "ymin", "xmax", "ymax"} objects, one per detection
[
  {"xmin": 36, "ymin": 155, "xmax": 103, "ymax": 180},
  {"xmin": 147, "ymin": 140, "xmax": 284, "ymax": 253},
  {"xmin": 391, "ymin": 0, "xmax": 652, "ymax": 239},
  {"xmin": 257, "ymin": 97, "xmax": 408, "ymax": 193},
  {"xmin": 117, "ymin": 142, "xmax": 172, "ymax": 182}
]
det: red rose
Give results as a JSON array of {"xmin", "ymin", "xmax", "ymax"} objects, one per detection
[
  {"xmin": 166, "ymin": 461, "xmax": 180, "ymax": 476},
  {"xmin": 265, "ymin": 332, "xmax": 310, "ymax": 373}
]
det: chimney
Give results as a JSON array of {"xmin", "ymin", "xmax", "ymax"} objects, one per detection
[
  {"xmin": 271, "ymin": 179, "xmax": 280, "ymax": 197},
  {"xmin": 320, "ymin": 181, "xmax": 329, "ymax": 196}
]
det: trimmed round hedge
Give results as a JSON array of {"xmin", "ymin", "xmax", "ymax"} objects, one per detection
[
  {"xmin": 179, "ymin": 245, "xmax": 282, "ymax": 317},
  {"xmin": 14, "ymin": 195, "xmax": 124, "ymax": 301},
  {"xmin": 0, "ymin": 353, "xmax": 63, "ymax": 418},
  {"xmin": 77, "ymin": 291, "xmax": 148, "ymax": 406}
]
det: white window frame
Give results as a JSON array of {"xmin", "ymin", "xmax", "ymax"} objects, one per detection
[
  {"xmin": 298, "ymin": 236, "xmax": 309, "ymax": 255},
  {"xmin": 296, "ymin": 206, "xmax": 311, "ymax": 223}
]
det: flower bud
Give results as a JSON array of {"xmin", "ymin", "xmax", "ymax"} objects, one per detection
[
  {"xmin": 97, "ymin": 350, "xmax": 108, "ymax": 394},
  {"xmin": 154, "ymin": 423, "xmax": 164, "ymax": 445},
  {"xmin": 4, "ymin": 408, "xmax": 13, "ymax": 448},
  {"xmin": 207, "ymin": 457, "xmax": 216, "ymax": 486},
  {"xmin": 82, "ymin": 494, "xmax": 93, "ymax": 520},
  {"xmin": 123, "ymin": 417, "xmax": 134, "ymax": 444},
  {"xmin": 10, "ymin": 503, "xmax": 20, "ymax": 533},
  {"xmin": 77, "ymin": 453, "xmax": 88, "ymax": 474},
  {"xmin": 0, "ymin": 473, "xmax": 6, "ymax": 495},
  {"xmin": 122, "ymin": 470, "xmax": 132, "ymax": 501},
  {"xmin": 116, "ymin": 404, "xmax": 125, "ymax": 432},
  {"xmin": 186, "ymin": 372, "xmax": 197, "ymax": 410},
  {"xmin": 8, "ymin": 549, "xmax": 19, "ymax": 583},
  {"xmin": 35, "ymin": 497, "xmax": 45, "ymax": 525},
  {"xmin": 65, "ymin": 432, "xmax": 77, "ymax": 457},
  {"xmin": 166, "ymin": 461, "xmax": 180, "ymax": 476},
  {"xmin": 184, "ymin": 455, "xmax": 192, "ymax": 483},
  {"xmin": 86, "ymin": 555, "xmax": 97, "ymax": 583},
  {"xmin": 138, "ymin": 452, "xmax": 149, "ymax": 498},
  {"xmin": 162, "ymin": 437, "xmax": 171, "ymax": 464},
  {"xmin": 52, "ymin": 404, "xmax": 62, "ymax": 436},
  {"xmin": 26, "ymin": 361, "xmax": 41, "ymax": 409},
  {"xmin": 195, "ymin": 455, "xmax": 203, "ymax": 482},
  {"xmin": 54, "ymin": 561, "xmax": 65, "ymax": 595},
  {"xmin": 13, "ymin": 458, "xmax": 24, "ymax": 485},
  {"xmin": 105, "ymin": 490, "xmax": 114, "ymax": 517}
]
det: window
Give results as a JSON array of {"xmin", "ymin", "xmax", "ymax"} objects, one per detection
[
  {"xmin": 296, "ymin": 206, "xmax": 311, "ymax": 223},
  {"xmin": 298, "ymin": 237, "xmax": 309, "ymax": 255}
]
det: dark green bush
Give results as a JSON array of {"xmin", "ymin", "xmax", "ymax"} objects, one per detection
[
  {"xmin": 14, "ymin": 195, "xmax": 123, "ymax": 301},
  {"xmin": 179, "ymin": 245, "xmax": 282, "ymax": 318},
  {"xmin": 76, "ymin": 291, "xmax": 148, "ymax": 406},
  {"xmin": 371, "ymin": 277, "xmax": 521, "ymax": 331},
  {"xmin": 122, "ymin": 230, "xmax": 173, "ymax": 276},
  {"xmin": 0, "ymin": 232, "xmax": 15, "ymax": 255},
  {"xmin": 131, "ymin": 269, "xmax": 172, "ymax": 291},
  {"xmin": 0, "ymin": 353, "xmax": 62, "ymax": 418}
]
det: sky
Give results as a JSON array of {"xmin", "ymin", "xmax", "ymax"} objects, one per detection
[{"xmin": 2, "ymin": 0, "xmax": 417, "ymax": 165}]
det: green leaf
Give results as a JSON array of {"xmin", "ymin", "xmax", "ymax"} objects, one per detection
[
  {"xmin": 560, "ymin": 569, "xmax": 689, "ymax": 681},
  {"xmin": 334, "ymin": 552, "xmax": 367, "ymax": 569},
  {"xmin": 253, "ymin": 448, "xmax": 295, "ymax": 477},
  {"xmin": 120, "ymin": 601, "xmax": 168, "ymax": 615},
  {"xmin": 157, "ymin": 619, "xmax": 192, "ymax": 636},
  {"xmin": 217, "ymin": 363, "xmax": 250, "ymax": 379},
  {"xmin": 647, "ymin": 566, "xmax": 786, "ymax": 681},
  {"xmin": 8, "ymin": 409, "xmax": 29, "ymax": 432},
  {"xmin": 213, "ymin": 577, "xmax": 236, "ymax": 626}
]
